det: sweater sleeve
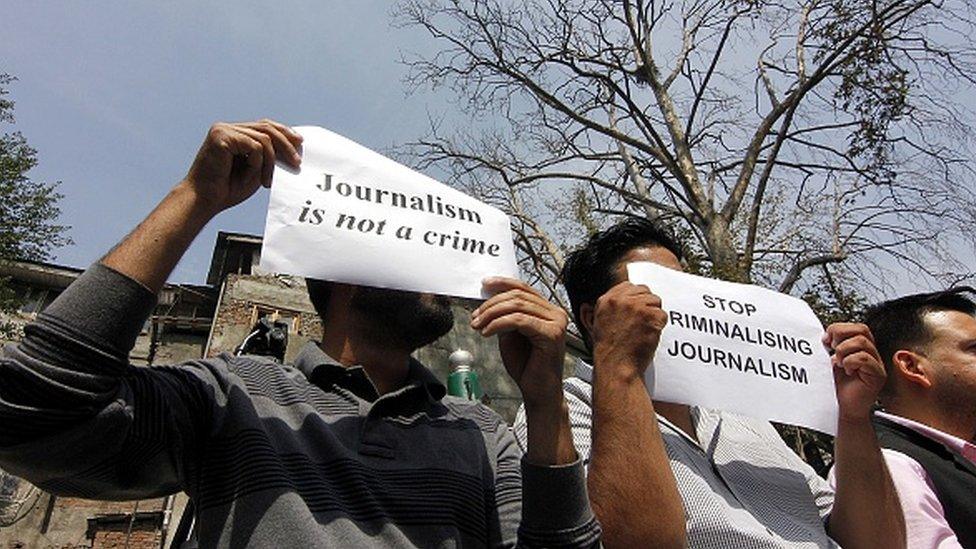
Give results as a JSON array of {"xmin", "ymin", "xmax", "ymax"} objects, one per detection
[
  {"xmin": 492, "ymin": 418, "xmax": 601, "ymax": 547},
  {"xmin": 0, "ymin": 263, "xmax": 227, "ymax": 500},
  {"xmin": 513, "ymin": 378, "xmax": 595, "ymax": 467}
]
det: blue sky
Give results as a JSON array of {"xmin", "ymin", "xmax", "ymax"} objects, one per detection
[
  {"xmin": 3, "ymin": 3, "xmax": 972, "ymax": 294},
  {"xmin": 1, "ymin": 2, "xmax": 449, "ymax": 283}
]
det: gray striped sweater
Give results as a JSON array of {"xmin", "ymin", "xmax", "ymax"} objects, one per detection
[{"xmin": 0, "ymin": 264, "xmax": 600, "ymax": 548}]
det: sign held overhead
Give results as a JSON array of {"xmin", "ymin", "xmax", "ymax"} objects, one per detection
[
  {"xmin": 627, "ymin": 262, "xmax": 839, "ymax": 434},
  {"xmin": 260, "ymin": 126, "xmax": 519, "ymax": 299}
]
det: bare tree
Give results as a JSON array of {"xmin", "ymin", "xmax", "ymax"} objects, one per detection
[{"xmin": 396, "ymin": 0, "xmax": 976, "ymax": 307}]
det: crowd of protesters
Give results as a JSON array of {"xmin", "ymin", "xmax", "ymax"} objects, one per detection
[{"xmin": 0, "ymin": 119, "xmax": 972, "ymax": 548}]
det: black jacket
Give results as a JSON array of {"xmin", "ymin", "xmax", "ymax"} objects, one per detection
[{"xmin": 873, "ymin": 414, "xmax": 976, "ymax": 548}]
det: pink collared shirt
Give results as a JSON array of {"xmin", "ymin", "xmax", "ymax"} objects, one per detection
[{"xmin": 829, "ymin": 411, "xmax": 976, "ymax": 549}]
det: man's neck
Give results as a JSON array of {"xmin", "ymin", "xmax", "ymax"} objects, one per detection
[
  {"xmin": 318, "ymin": 333, "xmax": 411, "ymax": 396},
  {"xmin": 654, "ymin": 401, "xmax": 698, "ymax": 443},
  {"xmin": 318, "ymin": 287, "xmax": 413, "ymax": 396},
  {"xmin": 885, "ymin": 404, "xmax": 976, "ymax": 443}
]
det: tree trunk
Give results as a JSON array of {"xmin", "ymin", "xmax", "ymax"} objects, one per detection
[{"xmin": 704, "ymin": 221, "xmax": 745, "ymax": 282}]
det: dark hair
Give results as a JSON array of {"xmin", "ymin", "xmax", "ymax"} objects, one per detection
[
  {"xmin": 864, "ymin": 286, "xmax": 976, "ymax": 391},
  {"xmin": 561, "ymin": 217, "xmax": 684, "ymax": 350},
  {"xmin": 305, "ymin": 278, "xmax": 334, "ymax": 319}
]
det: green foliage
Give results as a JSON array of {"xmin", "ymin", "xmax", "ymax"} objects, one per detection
[
  {"xmin": 815, "ymin": 1, "xmax": 911, "ymax": 180},
  {"xmin": 801, "ymin": 267, "xmax": 868, "ymax": 326},
  {"xmin": 571, "ymin": 188, "xmax": 600, "ymax": 237},
  {"xmin": 0, "ymin": 278, "xmax": 21, "ymax": 341},
  {"xmin": 773, "ymin": 422, "xmax": 835, "ymax": 477},
  {"xmin": 0, "ymin": 74, "xmax": 71, "ymax": 262},
  {"xmin": 0, "ymin": 73, "xmax": 70, "ymax": 339}
]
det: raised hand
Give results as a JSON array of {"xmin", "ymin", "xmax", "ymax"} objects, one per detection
[
  {"xmin": 101, "ymin": 119, "xmax": 302, "ymax": 293},
  {"xmin": 471, "ymin": 277, "xmax": 575, "ymax": 465},
  {"xmin": 591, "ymin": 281, "xmax": 668, "ymax": 380},
  {"xmin": 823, "ymin": 322, "xmax": 887, "ymax": 422},
  {"xmin": 183, "ymin": 119, "xmax": 303, "ymax": 215},
  {"xmin": 471, "ymin": 277, "xmax": 568, "ymax": 408}
]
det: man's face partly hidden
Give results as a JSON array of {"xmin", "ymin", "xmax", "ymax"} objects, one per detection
[
  {"xmin": 919, "ymin": 310, "xmax": 976, "ymax": 422},
  {"xmin": 583, "ymin": 244, "xmax": 683, "ymax": 339},
  {"xmin": 351, "ymin": 286, "xmax": 455, "ymax": 350}
]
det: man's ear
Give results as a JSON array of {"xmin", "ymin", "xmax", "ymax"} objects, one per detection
[
  {"xmin": 579, "ymin": 303, "xmax": 595, "ymax": 338},
  {"xmin": 892, "ymin": 349, "xmax": 934, "ymax": 390}
]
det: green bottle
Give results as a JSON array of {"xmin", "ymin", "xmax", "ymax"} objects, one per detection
[{"xmin": 447, "ymin": 349, "xmax": 483, "ymax": 401}]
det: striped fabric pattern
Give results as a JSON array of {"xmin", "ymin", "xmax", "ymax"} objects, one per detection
[
  {"xmin": 0, "ymin": 264, "xmax": 600, "ymax": 548},
  {"xmin": 514, "ymin": 359, "xmax": 838, "ymax": 549}
]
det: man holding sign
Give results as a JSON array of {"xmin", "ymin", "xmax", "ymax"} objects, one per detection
[
  {"xmin": 0, "ymin": 120, "xmax": 600, "ymax": 548},
  {"xmin": 515, "ymin": 218, "xmax": 904, "ymax": 548}
]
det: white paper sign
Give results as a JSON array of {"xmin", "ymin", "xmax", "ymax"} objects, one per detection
[
  {"xmin": 259, "ymin": 126, "xmax": 519, "ymax": 298},
  {"xmin": 627, "ymin": 262, "xmax": 838, "ymax": 434}
]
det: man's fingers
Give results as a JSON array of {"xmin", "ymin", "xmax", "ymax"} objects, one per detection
[
  {"xmin": 472, "ymin": 296, "xmax": 564, "ymax": 330},
  {"xmin": 479, "ymin": 312, "xmax": 552, "ymax": 338},
  {"xmin": 608, "ymin": 280, "xmax": 655, "ymax": 296},
  {"xmin": 481, "ymin": 277, "xmax": 539, "ymax": 297},
  {"xmin": 474, "ymin": 286, "xmax": 553, "ymax": 319},
  {"xmin": 471, "ymin": 290, "xmax": 555, "ymax": 316},
  {"xmin": 614, "ymin": 281, "xmax": 661, "ymax": 302},
  {"xmin": 596, "ymin": 282, "xmax": 662, "ymax": 311},
  {"xmin": 242, "ymin": 120, "xmax": 302, "ymax": 163},
  {"xmin": 474, "ymin": 279, "xmax": 566, "ymax": 347},
  {"xmin": 241, "ymin": 120, "xmax": 302, "ymax": 167},
  {"xmin": 258, "ymin": 118, "xmax": 304, "ymax": 147},
  {"xmin": 825, "ymin": 322, "xmax": 875, "ymax": 347},
  {"xmin": 835, "ymin": 350, "xmax": 881, "ymax": 377},
  {"xmin": 648, "ymin": 307, "xmax": 669, "ymax": 331},
  {"xmin": 832, "ymin": 334, "xmax": 882, "ymax": 364},
  {"xmin": 235, "ymin": 127, "xmax": 276, "ymax": 188},
  {"xmin": 222, "ymin": 130, "xmax": 266, "ymax": 187}
]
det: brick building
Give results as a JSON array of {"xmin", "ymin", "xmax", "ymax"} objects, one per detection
[
  {"xmin": 0, "ymin": 231, "xmax": 569, "ymax": 548},
  {"xmin": 0, "ymin": 257, "xmax": 212, "ymax": 549}
]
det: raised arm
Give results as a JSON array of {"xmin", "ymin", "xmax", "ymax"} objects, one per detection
[
  {"xmin": 824, "ymin": 322, "xmax": 906, "ymax": 549},
  {"xmin": 472, "ymin": 277, "xmax": 600, "ymax": 548},
  {"xmin": 0, "ymin": 120, "xmax": 301, "ymax": 498},
  {"xmin": 585, "ymin": 281, "xmax": 686, "ymax": 548},
  {"xmin": 103, "ymin": 120, "xmax": 302, "ymax": 291}
]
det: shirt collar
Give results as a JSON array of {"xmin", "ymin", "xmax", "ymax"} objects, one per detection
[
  {"xmin": 293, "ymin": 342, "xmax": 447, "ymax": 403},
  {"xmin": 574, "ymin": 356, "xmax": 594, "ymax": 383},
  {"xmin": 573, "ymin": 356, "xmax": 708, "ymax": 448},
  {"xmin": 876, "ymin": 410, "xmax": 976, "ymax": 464}
]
